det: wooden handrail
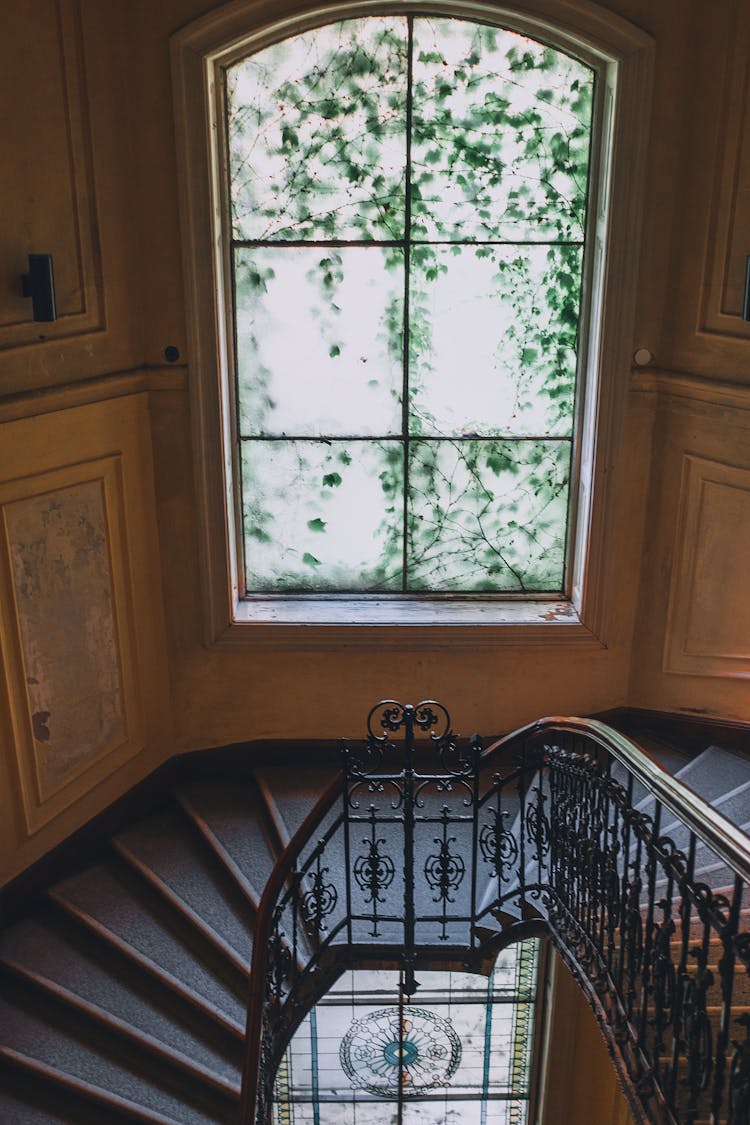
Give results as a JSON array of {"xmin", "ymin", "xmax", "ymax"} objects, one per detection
[
  {"xmin": 240, "ymin": 768, "xmax": 344, "ymax": 1123},
  {"xmin": 483, "ymin": 715, "xmax": 750, "ymax": 885},
  {"xmin": 241, "ymin": 714, "xmax": 750, "ymax": 1124}
]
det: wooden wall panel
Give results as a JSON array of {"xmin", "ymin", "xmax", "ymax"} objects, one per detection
[
  {"xmin": 664, "ymin": 455, "xmax": 750, "ymax": 679},
  {"xmin": 658, "ymin": 0, "xmax": 750, "ymax": 379},
  {"xmin": 0, "ymin": 393, "xmax": 171, "ymax": 876},
  {"xmin": 0, "ymin": 462, "xmax": 143, "ymax": 832},
  {"xmin": 0, "ymin": 0, "xmax": 103, "ymax": 348}
]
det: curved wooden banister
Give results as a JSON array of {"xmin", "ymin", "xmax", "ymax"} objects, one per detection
[
  {"xmin": 241, "ymin": 768, "xmax": 343, "ymax": 1124},
  {"xmin": 482, "ymin": 716, "xmax": 750, "ymax": 885},
  {"xmin": 241, "ymin": 710, "xmax": 750, "ymax": 1125}
]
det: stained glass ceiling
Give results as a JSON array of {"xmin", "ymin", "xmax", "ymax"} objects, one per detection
[{"xmin": 273, "ymin": 939, "xmax": 540, "ymax": 1125}]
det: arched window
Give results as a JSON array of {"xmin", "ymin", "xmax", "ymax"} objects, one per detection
[
  {"xmin": 228, "ymin": 17, "xmax": 592, "ymax": 595},
  {"xmin": 172, "ymin": 1, "xmax": 652, "ymax": 640}
]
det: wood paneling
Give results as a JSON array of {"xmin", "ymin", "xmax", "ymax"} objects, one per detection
[
  {"xmin": 0, "ymin": 393, "xmax": 171, "ymax": 870},
  {"xmin": 0, "ymin": 0, "xmax": 103, "ymax": 348},
  {"xmin": 664, "ymin": 455, "xmax": 750, "ymax": 679}
]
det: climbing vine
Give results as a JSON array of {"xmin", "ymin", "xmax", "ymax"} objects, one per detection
[{"xmin": 228, "ymin": 15, "xmax": 594, "ymax": 593}]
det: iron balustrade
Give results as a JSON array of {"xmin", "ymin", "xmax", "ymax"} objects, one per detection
[{"xmin": 240, "ymin": 703, "xmax": 750, "ymax": 1125}]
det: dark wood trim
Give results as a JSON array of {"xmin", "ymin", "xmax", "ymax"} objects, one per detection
[
  {"xmin": 594, "ymin": 707, "xmax": 750, "ymax": 757},
  {"xmin": 2, "ymin": 711, "xmax": 748, "ymax": 926},
  {"xmin": 0, "ymin": 738, "xmax": 340, "ymax": 922}
]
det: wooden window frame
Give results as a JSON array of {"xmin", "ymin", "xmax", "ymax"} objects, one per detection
[{"xmin": 171, "ymin": 0, "xmax": 653, "ymax": 651}]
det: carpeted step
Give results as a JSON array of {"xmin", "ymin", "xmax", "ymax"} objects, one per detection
[
  {"xmin": 177, "ymin": 781, "xmax": 279, "ymax": 907},
  {"xmin": 0, "ymin": 905, "xmax": 241, "ymax": 1094},
  {"xmin": 113, "ymin": 806, "xmax": 255, "ymax": 973},
  {"xmin": 50, "ymin": 861, "xmax": 246, "ymax": 1034},
  {"xmin": 255, "ymin": 767, "xmax": 338, "ymax": 847},
  {"xmin": 0, "ymin": 978, "xmax": 236, "ymax": 1125},
  {"xmin": 672, "ymin": 745, "xmax": 750, "ymax": 810}
]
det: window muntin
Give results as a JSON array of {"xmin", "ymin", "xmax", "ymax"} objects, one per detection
[{"xmin": 226, "ymin": 16, "xmax": 594, "ymax": 597}]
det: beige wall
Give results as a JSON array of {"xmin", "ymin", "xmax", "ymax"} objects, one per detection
[
  {"xmin": 541, "ymin": 952, "xmax": 635, "ymax": 1125},
  {"xmin": 1, "ymin": 0, "xmax": 749, "ymax": 879}
]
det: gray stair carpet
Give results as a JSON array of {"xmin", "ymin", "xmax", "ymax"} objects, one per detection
[{"xmin": 0, "ymin": 740, "xmax": 747, "ymax": 1122}]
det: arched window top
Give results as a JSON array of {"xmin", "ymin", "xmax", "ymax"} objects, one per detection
[
  {"xmin": 171, "ymin": 0, "xmax": 653, "ymax": 639},
  {"xmin": 227, "ymin": 15, "xmax": 593, "ymax": 594}
]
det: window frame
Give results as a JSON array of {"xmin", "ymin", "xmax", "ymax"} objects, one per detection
[{"xmin": 171, "ymin": 0, "xmax": 654, "ymax": 650}]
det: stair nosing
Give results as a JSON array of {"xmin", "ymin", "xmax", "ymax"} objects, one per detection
[
  {"xmin": 0, "ymin": 957, "xmax": 241, "ymax": 1100},
  {"xmin": 48, "ymin": 889, "xmax": 245, "ymax": 1039},
  {"xmin": 0, "ymin": 1045, "xmax": 188, "ymax": 1125},
  {"xmin": 112, "ymin": 837, "xmax": 251, "ymax": 978},
  {"xmin": 254, "ymin": 772, "xmax": 290, "ymax": 852},
  {"xmin": 176, "ymin": 790, "xmax": 264, "ymax": 911}
]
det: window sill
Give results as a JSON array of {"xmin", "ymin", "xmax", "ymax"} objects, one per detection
[{"xmin": 211, "ymin": 595, "xmax": 606, "ymax": 650}]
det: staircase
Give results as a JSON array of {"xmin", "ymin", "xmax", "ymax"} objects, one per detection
[{"xmin": 0, "ymin": 720, "xmax": 747, "ymax": 1124}]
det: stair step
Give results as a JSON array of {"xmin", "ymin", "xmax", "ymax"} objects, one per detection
[
  {"xmin": 0, "ymin": 907, "xmax": 241, "ymax": 1092},
  {"xmin": 50, "ymin": 862, "xmax": 246, "ymax": 1033},
  {"xmin": 114, "ymin": 807, "xmax": 254, "ymax": 973},
  {"xmin": 0, "ymin": 982, "xmax": 232, "ymax": 1125},
  {"xmin": 177, "ymin": 781, "xmax": 279, "ymax": 907},
  {"xmin": 673, "ymin": 745, "xmax": 750, "ymax": 808},
  {"xmin": 255, "ymin": 767, "xmax": 338, "ymax": 846}
]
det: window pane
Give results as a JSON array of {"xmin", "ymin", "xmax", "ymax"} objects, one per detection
[
  {"xmin": 235, "ymin": 247, "xmax": 405, "ymax": 437},
  {"xmin": 411, "ymin": 19, "xmax": 593, "ymax": 242},
  {"xmin": 407, "ymin": 439, "xmax": 570, "ymax": 592},
  {"xmin": 409, "ymin": 244, "xmax": 582, "ymax": 438},
  {"xmin": 243, "ymin": 439, "xmax": 404, "ymax": 591},
  {"xmin": 228, "ymin": 18, "xmax": 408, "ymax": 241}
]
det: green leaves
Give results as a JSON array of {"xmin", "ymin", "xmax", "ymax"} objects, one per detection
[{"xmin": 232, "ymin": 16, "xmax": 592, "ymax": 594}]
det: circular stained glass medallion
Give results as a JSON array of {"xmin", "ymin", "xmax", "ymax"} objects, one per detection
[{"xmin": 339, "ymin": 1006, "xmax": 461, "ymax": 1097}]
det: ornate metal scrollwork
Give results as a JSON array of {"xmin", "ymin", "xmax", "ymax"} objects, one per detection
[
  {"xmin": 354, "ymin": 836, "xmax": 395, "ymax": 904},
  {"xmin": 479, "ymin": 808, "xmax": 519, "ymax": 880},
  {"xmin": 300, "ymin": 862, "xmax": 338, "ymax": 935},
  {"xmin": 729, "ymin": 1013, "xmax": 750, "ymax": 1125},
  {"xmin": 681, "ymin": 947, "xmax": 715, "ymax": 1099},
  {"xmin": 249, "ymin": 700, "xmax": 750, "ymax": 1125},
  {"xmin": 424, "ymin": 834, "xmax": 465, "ymax": 904}
]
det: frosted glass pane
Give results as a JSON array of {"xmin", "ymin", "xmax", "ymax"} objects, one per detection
[
  {"xmin": 411, "ymin": 19, "xmax": 593, "ymax": 241},
  {"xmin": 407, "ymin": 439, "xmax": 570, "ymax": 592},
  {"xmin": 228, "ymin": 18, "xmax": 407, "ymax": 241},
  {"xmin": 243, "ymin": 440, "xmax": 403, "ymax": 591},
  {"xmin": 236, "ymin": 247, "xmax": 404, "ymax": 437},
  {"xmin": 409, "ymin": 245, "xmax": 582, "ymax": 437}
]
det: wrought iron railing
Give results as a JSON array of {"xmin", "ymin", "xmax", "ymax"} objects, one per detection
[{"xmin": 240, "ymin": 702, "xmax": 750, "ymax": 1125}]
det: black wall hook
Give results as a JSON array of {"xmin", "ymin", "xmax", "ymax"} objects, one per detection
[{"xmin": 21, "ymin": 254, "xmax": 56, "ymax": 322}]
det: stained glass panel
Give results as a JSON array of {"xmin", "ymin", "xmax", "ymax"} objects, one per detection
[{"xmin": 272, "ymin": 942, "xmax": 540, "ymax": 1125}]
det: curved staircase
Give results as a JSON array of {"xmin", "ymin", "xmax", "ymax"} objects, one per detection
[{"xmin": 0, "ymin": 720, "xmax": 748, "ymax": 1124}]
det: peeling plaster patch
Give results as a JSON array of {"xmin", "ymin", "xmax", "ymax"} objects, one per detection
[
  {"xmin": 539, "ymin": 603, "xmax": 576, "ymax": 621},
  {"xmin": 32, "ymin": 710, "xmax": 51, "ymax": 742},
  {"xmin": 5, "ymin": 480, "xmax": 126, "ymax": 800}
]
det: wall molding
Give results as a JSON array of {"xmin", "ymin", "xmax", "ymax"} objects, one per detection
[
  {"xmin": 0, "ymin": 456, "xmax": 147, "ymax": 833},
  {"xmin": 0, "ymin": 366, "xmax": 187, "ymax": 426},
  {"xmin": 0, "ymin": 0, "xmax": 104, "ymax": 350},
  {"xmin": 663, "ymin": 453, "xmax": 750, "ymax": 680},
  {"xmin": 631, "ymin": 367, "xmax": 750, "ymax": 412}
]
